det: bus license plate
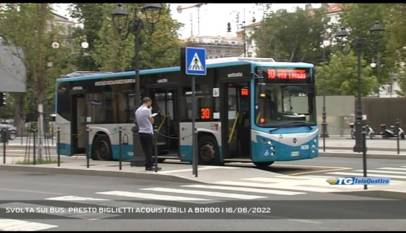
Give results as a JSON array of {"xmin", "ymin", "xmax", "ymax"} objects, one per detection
[
  {"xmin": 291, "ymin": 151, "xmax": 299, "ymax": 157},
  {"xmin": 301, "ymin": 145, "xmax": 309, "ymax": 150}
]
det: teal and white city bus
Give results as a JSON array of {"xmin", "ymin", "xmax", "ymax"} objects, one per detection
[{"xmin": 55, "ymin": 57, "xmax": 319, "ymax": 168}]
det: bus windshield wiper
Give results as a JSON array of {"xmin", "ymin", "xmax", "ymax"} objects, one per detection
[
  {"xmin": 269, "ymin": 127, "xmax": 281, "ymax": 133},
  {"xmin": 285, "ymin": 121, "xmax": 314, "ymax": 129}
]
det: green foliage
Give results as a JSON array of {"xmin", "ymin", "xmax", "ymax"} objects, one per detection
[
  {"xmin": 68, "ymin": 4, "xmax": 106, "ymax": 70},
  {"xmin": 253, "ymin": 6, "xmax": 328, "ymax": 64},
  {"xmin": 254, "ymin": 3, "xmax": 406, "ymax": 96},
  {"xmin": 70, "ymin": 4, "xmax": 183, "ymax": 71},
  {"xmin": 0, "ymin": 4, "xmax": 76, "ymax": 121},
  {"xmin": 316, "ymin": 51, "xmax": 378, "ymax": 96},
  {"xmin": 340, "ymin": 4, "xmax": 395, "ymax": 86}
]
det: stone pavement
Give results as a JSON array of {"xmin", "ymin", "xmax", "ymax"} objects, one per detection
[
  {"xmin": 1, "ymin": 154, "xmax": 406, "ymax": 198},
  {"xmin": 319, "ymin": 137, "xmax": 406, "ymax": 159}
]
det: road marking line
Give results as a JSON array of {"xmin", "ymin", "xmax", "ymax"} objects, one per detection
[
  {"xmin": 45, "ymin": 195, "xmax": 109, "ymax": 201},
  {"xmin": 355, "ymin": 169, "xmax": 406, "ymax": 175},
  {"xmin": 378, "ymin": 167, "xmax": 406, "ymax": 171},
  {"xmin": 287, "ymin": 219, "xmax": 321, "ymax": 224},
  {"xmin": 96, "ymin": 191, "xmax": 211, "ymax": 202},
  {"xmin": 0, "ymin": 188, "xmax": 64, "ymax": 196},
  {"xmin": 328, "ymin": 172, "xmax": 406, "ymax": 179},
  {"xmin": 214, "ymin": 181, "xmax": 340, "ymax": 193},
  {"xmin": 0, "ymin": 219, "xmax": 57, "ymax": 231},
  {"xmin": 289, "ymin": 167, "xmax": 352, "ymax": 176},
  {"xmin": 157, "ymin": 166, "xmax": 236, "ymax": 174},
  {"xmin": 183, "ymin": 184, "xmax": 305, "ymax": 196},
  {"xmin": 243, "ymin": 177, "xmax": 328, "ymax": 183},
  {"xmin": 142, "ymin": 187, "xmax": 266, "ymax": 200},
  {"xmin": 272, "ymin": 164, "xmax": 348, "ymax": 169}
]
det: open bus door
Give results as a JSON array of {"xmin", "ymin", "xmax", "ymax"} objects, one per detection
[
  {"xmin": 71, "ymin": 94, "xmax": 87, "ymax": 154},
  {"xmin": 147, "ymin": 87, "xmax": 179, "ymax": 159},
  {"xmin": 220, "ymin": 82, "xmax": 251, "ymax": 159}
]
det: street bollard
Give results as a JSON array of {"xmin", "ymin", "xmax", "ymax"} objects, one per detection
[
  {"xmin": 154, "ymin": 133, "xmax": 158, "ymax": 173},
  {"xmin": 119, "ymin": 127, "xmax": 122, "ymax": 171},
  {"xmin": 395, "ymin": 121, "xmax": 400, "ymax": 155},
  {"xmin": 86, "ymin": 127, "xmax": 90, "ymax": 168},
  {"xmin": 2, "ymin": 128, "xmax": 7, "ymax": 164},
  {"xmin": 57, "ymin": 128, "xmax": 60, "ymax": 167},
  {"xmin": 362, "ymin": 125, "xmax": 368, "ymax": 190},
  {"xmin": 33, "ymin": 128, "xmax": 36, "ymax": 165}
]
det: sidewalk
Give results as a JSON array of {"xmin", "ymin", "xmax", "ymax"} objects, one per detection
[
  {"xmin": 319, "ymin": 137, "xmax": 406, "ymax": 159},
  {"xmin": 0, "ymin": 155, "xmax": 274, "ymax": 184},
  {"xmin": 2, "ymin": 155, "xmax": 406, "ymax": 198},
  {"xmin": 2, "ymin": 137, "xmax": 405, "ymax": 159}
]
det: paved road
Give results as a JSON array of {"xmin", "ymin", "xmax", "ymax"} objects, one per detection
[{"xmin": 1, "ymin": 156, "xmax": 406, "ymax": 231}]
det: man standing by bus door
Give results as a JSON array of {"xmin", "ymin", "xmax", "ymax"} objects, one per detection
[{"xmin": 135, "ymin": 97, "xmax": 161, "ymax": 171}]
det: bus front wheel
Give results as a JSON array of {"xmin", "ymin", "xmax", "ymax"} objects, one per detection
[
  {"xmin": 198, "ymin": 135, "xmax": 221, "ymax": 165},
  {"xmin": 92, "ymin": 134, "xmax": 112, "ymax": 161},
  {"xmin": 254, "ymin": 161, "xmax": 274, "ymax": 169}
]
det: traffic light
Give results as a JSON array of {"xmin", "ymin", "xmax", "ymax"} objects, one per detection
[
  {"xmin": 227, "ymin": 22, "xmax": 231, "ymax": 32},
  {"xmin": 0, "ymin": 92, "xmax": 5, "ymax": 107}
]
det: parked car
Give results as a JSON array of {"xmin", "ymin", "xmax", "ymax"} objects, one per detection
[{"xmin": 0, "ymin": 123, "xmax": 17, "ymax": 140}]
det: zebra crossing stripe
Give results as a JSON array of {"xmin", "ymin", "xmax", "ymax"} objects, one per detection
[
  {"xmin": 243, "ymin": 177, "xmax": 325, "ymax": 183},
  {"xmin": 96, "ymin": 191, "xmax": 212, "ymax": 202},
  {"xmin": 182, "ymin": 184, "xmax": 306, "ymax": 196},
  {"xmin": 214, "ymin": 181, "xmax": 339, "ymax": 193},
  {"xmin": 0, "ymin": 219, "xmax": 57, "ymax": 231},
  {"xmin": 157, "ymin": 166, "xmax": 236, "ymax": 174},
  {"xmin": 45, "ymin": 196, "xmax": 109, "ymax": 201},
  {"xmin": 141, "ymin": 187, "xmax": 266, "ymax": 200},
  {"xmin": 355, "ymin": 169, "xmax": 406, "ymax": 175},
  {"xmin": 328, "ymin": 172, "xmax": 406, "ymax": 180},
  {"xmin": 378, "ymin": 167, "xmax": 406, "ymax": 171}
]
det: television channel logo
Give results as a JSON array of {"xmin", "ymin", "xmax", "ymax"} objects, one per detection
[{"xmin": 327, "ymin": 177, "xmax": 390, "ymax": 185}]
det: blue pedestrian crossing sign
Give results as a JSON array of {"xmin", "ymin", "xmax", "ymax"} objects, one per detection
[{"xmin": 185, "ymin": 47, "xmax": 206, "ymax": 76}]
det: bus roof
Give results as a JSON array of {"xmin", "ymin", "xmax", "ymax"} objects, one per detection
[{"xmin": 57, "ymin": 58, "xmax": 314, "ymax": 83}]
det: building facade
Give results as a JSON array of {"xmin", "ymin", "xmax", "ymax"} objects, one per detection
[{"xmin": 184, "ymin": 35, "xmax": 244, "ymax": 59}]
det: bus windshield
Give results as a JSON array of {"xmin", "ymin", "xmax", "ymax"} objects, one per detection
[{"xmin": 255, "ymin": 81, "xmax": 316, "ymax": 128}]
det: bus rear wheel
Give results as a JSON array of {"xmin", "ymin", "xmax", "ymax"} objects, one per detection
[
  {"xmin": 254, "ymin": 161, "xmax": 274, "ymax": 169},
  {"xmin": 198, "ymin": 135, "xmax": 221, "ymax": 165},
  {"xmin": 92, "ymin": 134, "xmax": 112, "ymax": 161}
]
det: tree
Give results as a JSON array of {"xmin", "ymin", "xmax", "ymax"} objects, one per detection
[
  {"xmin": 385, "ymin": 4, "xmax": 406, "ymax": 95},
  {"xmin": 0, "ymin": 4, "xmax": 76, "ymax": 137},
  {"xmin": 70, "ymin": 3, "xmax": 183, "ymax": 71},
  {"xmin": 69, "ymin": 3, "xmax": 107, "ymax": 70},
  {"xmin": 253, "ymin": 6, "xmax": 328, "ymax": 64},
  {"xmin": 316, "ymin": 51, "xmax": 378, "ymax": 96},
  {"xmin": 340, "ymin": 4, "xmax": 396, "ymax": 90}
]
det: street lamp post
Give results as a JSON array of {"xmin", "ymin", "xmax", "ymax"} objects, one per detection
[
  {"xmin": 111, "ymin": 3, "xmax": 162, "ymax": 167},
  {"xmin": 336, "ymin": 21, "xmax": 384, "ymax": 190},
  {"xmin": 370, "ymin": 20, "xmax": 385, "ymax": 97},
  {"xmin": 320, "ymin": 39, "xmax": 330, "ymax": 151}
]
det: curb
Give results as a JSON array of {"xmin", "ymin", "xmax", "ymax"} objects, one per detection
[
  {"xmin": 335, "ymin": 190, "xmax": 406, "ymax": 200},
  {"xmin": 0, "ymin": 165, "xmax": 203, "ymax": 184},
  {"xmin": 325, "ymin": 146, "xmax": 405, "ymax": 152},
  {"xmin": 320, "ymin": 152, "xmax": 406, "ymax": 160}
]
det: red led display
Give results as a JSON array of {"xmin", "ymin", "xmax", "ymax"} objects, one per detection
[
  {"xmin": 240, "ymin": 88, "xmax": 249, "ymax": 96},
  {"xmin": 267, "ymin": 69, "xmax": 307, "ymax": 80},
  {"xmin": 200, "ymin": 108, "xmax": 211, "ymax": 120}
]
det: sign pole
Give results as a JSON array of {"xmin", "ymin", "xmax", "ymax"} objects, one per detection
[
  {"xmin": 182, "ymin": 47, "xmax": 206, "ymax": 178},
  {"xmin": 192, "ymin": 75, "xmax": 198, "ymax": 177}
]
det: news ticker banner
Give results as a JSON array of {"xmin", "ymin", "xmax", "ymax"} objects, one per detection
[{"xmin": 1, "ymin": 200, "xmax": 406, "ymax": 219}]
